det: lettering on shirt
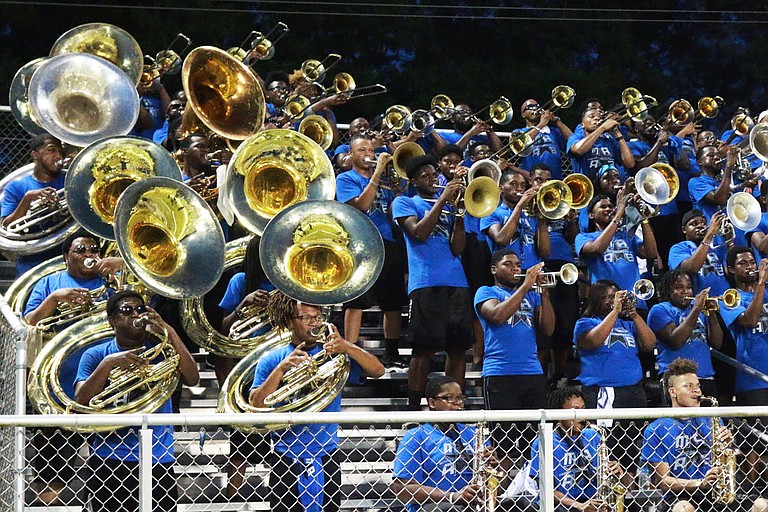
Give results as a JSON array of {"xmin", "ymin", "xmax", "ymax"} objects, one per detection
[
  {"xmin": 701, "ymin": 252, "xmax": 724, "ymax": 278},
  {"xmin": 560, "ymin": 443, "xmax": 596, "ymax": 492},
  {"xmin": 602, "ymin": 238, "xmax": 635, "ymax": 264},
  {"xmin": 368, "ymin": 186, "xmax": 390, "ymax": 216},
  {"xmin": 605, "ymin": 326, "xmax": 636, "ymax": 348},
  {"xmin": 531, "ymin": 133, "xmax": 558, "ymax": 158},
  {"xmin": 432, "ymin": 211, "xmax": 452, "ymax": 239},
  {"xmin": 440, "ymin": 439, "xmax": 471, "ymax": 478},
  {"xmin": 751, "ymin": 303, "xmax": 768, "ymax": 334},
  {"xmin": 507, "ymin": 297, "xmax": 534, "ymax": 328},
  {"xmin": 679, "ymin": 314, "xmax": 707, "ymax": 345},
  {"xmin": 669, "ymin": 430, "xmax": 709, "ymax": 473},
  {"xmin": 587, "ymin": 140, "xmax": 616, "ymax": 171}
]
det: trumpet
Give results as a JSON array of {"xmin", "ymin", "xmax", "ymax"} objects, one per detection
[
  {"xmin": 514, "ymin": 263, "xmax": 579, "ymax": 292},
  {"xmin": 684, "ymin": 289, "xmax": 741, "ymax": 315},
  {"xmin": 622, "ymin": 279, "xmax": 655, "ymax": 312}
]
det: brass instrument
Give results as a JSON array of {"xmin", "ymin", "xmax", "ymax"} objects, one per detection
[
  {"xmin": 227, "ymin": 22, "xmax": 289, "ymax": 62},
  {"xmin": 226, "ymin": 129, "xmax": 335, "ymax": 235},
  {"xmin": 140, "ymin": 33, "xmax": 190, "ymax": 86},
  {"xmin": 409, "ymin": 109, "xmax": 437, "ymax": 134},
  {"xmin": 472, "ymin": 422, "xmax": 503, "ymax": 512},
  {"xmin": 726, "ymin": 192, "xmax": 761, "ymax": 232},
  {"xmin": 514, "ymin": 263, "xmax": 578, "ymax": 291},
  {"xmin": 634, "ymin": 166, "xmax": 672, "ymax": 206},
  {"xmin": 298, "ymin": 114, "xmax": 334, "ymax": 150},
  {"xmin": 228, "ymin": 289, "xmax": 280, "ymax": 342},
  {"xmin": 114, "ymin": 176, "xmax": 225, "ymax": 298},
  {"xmin": 392, "ymin": 141, "xmax": 425, "ymax": 179},
  {"xmin": 50, "ymin": 22, "xmax": 144, "ymax": 85},
  {"xmin": 502, "ymin": 128, "xmax": 536, "ymax": 158},
  {"xmin": 694, "ymin": 96, "xmax": 724, "ymax": 122},
  {"xmin": 181, "ymin": 46, "xmax": 266, "ymax": 140},
  {"xmin": 315, "ymin": 72, "xmax": 388, "ymax": 101},
  {"xmin": 726, "ymin": 111, "xmax": 754, "ymax": 143},
  {"xmin": 462, "ymin": 176, "xmax": 501, "ymax": 218},
  {"xmin": 431, "ymin": 93, "xmax": 455, "ymax": 119},
  {"xmin": 383, "ymin": 104, "xmax": 414, "ymax": 134},
  {"xmin": 684, "ymin": 288, "xmax": 741, "ymax": 315},
  {"xmin": 601, "ymin": 87, "xmax": 656, "ymax": 123},
  {"xmin": 65, "ymin": 136, "xmax": 183, "ymax": 240},
  {"xmin": 748, "ymin": 121, "xmax": 768, "ymax": 163},
  {"xmin": 300, "ymin": 53, "xmax": 342, "ymax": 83},
  {"xmin": 525, "ymin": 180, "xmax": 574, "ymax": 220},
  {"xmin": 698, "ymin": 396, "xmax": 737, "ymax": 504},
  {"xmin": 483, "ymin": 96, "xmax": 515, "ymax": 125},
  {"xmin": 624, "ymin": 279, "xmax": 655, "ymax": 310},
  {"xmin": 564, "ymin": 174, "xmax": 594, "ymax": 210},
  {"xmin": 594, "ymin": 424, "xmax": 627, "ymax": 512},
  {"xmin": 468, "ymin": 159, "xmax": 502, "ymax": 184},
  {"xmin": 364, "ymin": 156, "xmax": 408, "ymax": 195},
  {"xmin": 28, "ymin": 53, "xmax": 140, "ymax": 147},
  {"xmin": 9, "ymin": 58, "xmax": 47, "ymax": 135},
  {"xmin": 538, "ymin": 84, "xmax": 576, "ymax": 114}
]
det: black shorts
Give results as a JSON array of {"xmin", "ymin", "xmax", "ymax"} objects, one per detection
[
  {"xmin": 461, "ymin": 233, "xmax": 493, "ymax": 294},
  {"xmin": 408, "ymin": 287, "xmax": 473, "ymax": 354},
  {"xmin": 268, "ymin": 450, "xmax": 342, "ymax": 512},
  {"xmin": 484, "ymin": 374, "xmax": 547, "ymax": 459},
  {"xmin": 86, "ymin": 457, "xmax": 178, "ymax": 512},
  {"xmin": 345, "ymin": 239, "xmax": 407, "ymax": 311},
  {"xmin": 31, "ymin": 428, "xmax": 85, "ymax": 483}
]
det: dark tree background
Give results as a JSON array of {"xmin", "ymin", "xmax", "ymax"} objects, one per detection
[{"xmin": 1, "ymin": 1, "xmax": 768, "ymax": 130}]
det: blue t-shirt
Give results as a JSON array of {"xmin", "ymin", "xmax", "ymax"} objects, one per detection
[
  {"xmin": 647, "ymin": 302, "xmax": 714, "ymax": 378},
  {"xmin": 392, "ymin": 195, "xmax": 468, "ymax": 294},
  {"xmin": 567, "ymin": 131, "xmax": 626, "ymax": 180},
  {"xmin": 530, "ymin": 428, "xmax": 600, "ymax": 501},
  {"xmin": 336, "ymin": 169, "xmax": 396, "ymax": 242},
  {"xmin": 393, "ymin": 423, "xmax": 477, "ymax": 512},
  {"xmin": 474, "ymin": 285, "xmax": 543, "ymax": 377},
  {"xmin": 642, "ymin": 417, "xmax": 715, "ymax": 480},
  {"xmin": 130, "ymin": 95, "xmax": 165, "ymax": 140},
  {"xmin": 668, "ymin": 241, "xmax": 728, "ymax": 296},
  {"xmin": 687, "ymin": 175, "xmax": 721, "ymax": 222},
  {"xmin": 573, "ymin": 316, "xmax": 644, "ymax": 387},
  {"xmin": 251, "ymin": 343, "xmax": 365, "ymax": 459},
  {"xmin": 218, "ymin": 272, "xmax": 275, "ymax": 338},
  {"xmin": 520, "ymin": 127, "xmax": 567, "ymax": 180},
  {"xmin": 719, "ymin": 289, "xmax": 768, "ymax": 393},
  {"xmin": 75, "ymin": 337, "xmax": 175, "ymax": 463},
  {"xmin": 481, "ymin": 203, "xmax": 541, "ymax": 270},
  {"xmin": 547, "ymin": 218, "xmax": 575, "ymax": 263},
  {"xmin": 575, "ymin": 230, "xmax": 642, "ymax": 295}
]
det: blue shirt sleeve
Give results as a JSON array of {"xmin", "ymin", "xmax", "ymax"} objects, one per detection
[
  {"xmin": 647, "ymin": 303, "xmax": 675, "ymax": 332},
  {"xmin": 336, "ymin": 171, "xmax": 365, "ymax": 204},
  {"xmin": 392, "ymin": 196, "xmax": 416, "ymax": 220},
  {"xmin": 218, "ymin": 273, "xmax": 246, "ymax": 313},
  {"xmin": 668, "ymin": 242, "xmax": 693, "ymax": 270},
  {"xmin": 392, "ymin": 429, "xmax": 423, "ymax": 481},
  {"xmin": 75, "ymin": 345, "xmax": 104, "ymax": 384},
  {"xmin": 688, "ymin": 176, "xmax": 715, "ymax": 204}
]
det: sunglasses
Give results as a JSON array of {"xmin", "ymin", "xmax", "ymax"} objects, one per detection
[
  {"xmin": 71, "ymin": 244, "xmax": 100, "ymax": 255},
  {"xmin": 117, "ymin": 304, "xmax": 148, "ymax": 316}
]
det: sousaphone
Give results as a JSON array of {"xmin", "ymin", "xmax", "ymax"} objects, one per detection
[{"xmin": 9, "ymin": 58, "xmax": 47, "ymax": 135}]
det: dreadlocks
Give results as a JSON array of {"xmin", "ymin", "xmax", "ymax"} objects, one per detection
[{"xmin": 267, "ymin": 291, "xmax": 298, "ymax": 330}]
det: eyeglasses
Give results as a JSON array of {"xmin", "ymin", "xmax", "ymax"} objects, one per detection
[
  {"xmin": 117, "ymin": 304, "xmax": 148, "ymax": 316},
  {"xmin": 71, "ymin": 244, "xmax": 100, "ymax": 255},
  {"xmin": 434, "ymin": 395, "xmax": 466, "ymax": 404},
  {"xmin": 294, "ymin": 314, "xmax": 327, "ymax": 324}
]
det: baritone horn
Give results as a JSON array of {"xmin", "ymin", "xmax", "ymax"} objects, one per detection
[{"xmin": 392, "ymin": 141, "xmax": 425, "ymax": 178}]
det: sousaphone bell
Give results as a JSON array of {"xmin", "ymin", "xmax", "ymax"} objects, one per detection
[
  {"xmin": 727, "ymin": 192, "xmax": 761, "ymax": 232},
  {"xmin": 9, "ymin": 58, "xmax": 47, "ymax": 135}
]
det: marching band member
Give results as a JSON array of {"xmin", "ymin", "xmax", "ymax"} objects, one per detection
[
  {"xmin": 336, "ymin": 135, "xmax": 407, "ymax": 367},
  {"xmin": 392, "ymin": 155, "xmax": 472, "ymax": 410},
  {"xmin": 74, "ymin": 290, "xmax": 199, "ymax": 512},
  {"xmin": 519, "ymin": 99, "xmax": 573, "ymax": 180},
  {"xmin": 688, "ymin": 145, "xmax": 738, "ymax": 222},
  {"xmin": 482, "ymin": 169, "xmax": 550, "ymax": 270},
  {"xmin": 1, "ymin": 133, "xmax": 66, "ymax": 276},
  {"xmin": 437, "ymin": 104, "xmax": 503, "ymax": 156},
  {"xmin": 474, "ymin": 249, "xmax": 553, "ymax": 463},
  {"xmin": 131, "ymin": 76, "xmax": 171, "ymax": 141},
  {"xmin": 567, "ymin": 108, "xmax": 635, "ymax": 180},
  {"xmin": 249, "ymin": 293, "xmax": 384, "ymax": 512},
  {"xmin": 668, "ymin": 210, "xmax": 730, "ymax": 296},
  {"xmin": 647, "ymin": 270, "xmax": 723, "ymax": 398},
  {"xmin": 747, "ymin": 180, "xmax": 768, "ymax": 258}
]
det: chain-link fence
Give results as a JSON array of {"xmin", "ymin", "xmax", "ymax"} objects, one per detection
[{"xmin": 0, "ymin": 106, "xmax": 32, "ymax": 178}]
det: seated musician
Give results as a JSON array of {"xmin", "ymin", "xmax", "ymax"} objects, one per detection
[
  {"xmin": 474, "ymin": 248, "xmax": 553, "ymax": 464},
  {"xmin": 481, "ymin": 169, "xmax": 550, "ymax": 272},
  {"xmin": 668, "ymin": 210, "xmax": 730, "ymax": 296},
  {"xmin": 0, "ymin": 133, "xmax": 65, "ymax": 276},
  {"xmin": 74, "ymin": 290, "xmax": 199, "ymax": 512},
  {"xmin": 393, "ymin": 375, "xmax": 497, "ymax": 512},
  {"xmin": 641, "ymin": 357, "xmax": 768, "ymax": 512},
  {"xmin": 567, "ymin": 108, "xmax": 635, "ymax": 181},
  {"xmin": 392, "ymin": 155, "xmax": 472, "ymax": 410},
  {"xmin": 519, "ymin": 99, "xmax": 573, "ymax": 180},
  {"xmin": 647, "ymin": 270, "xmax": 723, "ymax": 399},
  {"xmin": 249, "ymin": 292, "xmax": 384, "ymax": 512},
  {"xmin": 529, "ymin": 387, "xmax": 631, "ymax": 512},
  {"xmin": 575, "ymin": 192, "xmax": 658, "ymax": 311},
  {"xmin": 336, "ymin": 135, "xmax": 407, "ymax": 367}
]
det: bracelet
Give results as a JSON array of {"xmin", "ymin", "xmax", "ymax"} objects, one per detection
[
  {"xmin": 447, "ymin": 492, "xmax": 456, "ymax": 504},
  {"xmin": 641, "ymin": 219, "xmax": 649, "ymax": 225},
  {"xmin": 612, "ymin": 219, "xmax": 620, "ymax": 227},
  {"xmin": 616, "ymin": 136, "xmax": 625, "ymax": 141},
  {"xmin": 370, "ymin": 180, "xmax": 380, "ymax": 187}
]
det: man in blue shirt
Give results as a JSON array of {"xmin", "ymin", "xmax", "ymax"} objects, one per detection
[
  {"xmin": 567, "ymin": 108, "xmax": 635, "ymax": 180},
  {"xmin": 668, "ymin": 210, "xmax": 730, "ymax": 297},
  {"xmin": 75, "ymin": 290, "xmax": 199, "ymax": 512},
  {"xmin": 250, "ymin": 293, "xmax": 384, "ymax": 512},
  {"xmin": 519, "ymin": 99, "xmax": 573, "ymax": 180},
  {"xmin": 392, "ymin": 155, "xmax": 471, "ymax": 411},
  {"xmin": 688, "ymin": 145, "xmax": 738, "ymax": 223},
  {"xmin": 1, "ymin": 133, "xmax": 66, "ymax": 276}
]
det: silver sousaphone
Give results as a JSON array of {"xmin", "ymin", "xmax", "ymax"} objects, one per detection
[{"xmin": 9, "ymin": 58, "xmax": 47, "ymax": 135}]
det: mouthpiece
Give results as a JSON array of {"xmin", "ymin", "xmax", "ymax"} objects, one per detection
[
  {"xmin": 132, "ymin": 317, "xmax": 148, "ymax": 330},
  {"xmin": 749, "ymin": 270, "xmax": 759, "ymax": 278},
  {"xmin": 83, "ymin": 258, "xmax": 98, "ymax": 269},
  {"xmin": 310, "ymin": 323, "xmax": 330, "ymax": 338}
]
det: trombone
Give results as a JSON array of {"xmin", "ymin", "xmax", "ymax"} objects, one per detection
[
  {"xmin": 315, "ymin": 72, "xmax": 388, "ymax": 101},
  {"xmin": 537, "ymin": 85, "xmax": 576, "ymax": 115},
  {"xmin": 514, "ymin": 263, "xmax": 579, "ymax": 292},
  {"xmin": 227, "ymin": 22, "xmax": 289, "ymax": 62},
  {"xmin": 684, "ymin": 289, "xmax": 741, "ymax": 316},
  {"xmin": 140, "ymin": 33, "xmax": 190, "ymax": 86},
  {"xmin": 461, "ymin": 96, "xmax": 515, "ymax": 126}
]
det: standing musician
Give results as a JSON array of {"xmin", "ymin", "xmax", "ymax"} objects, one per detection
[
  {"xmin": 392, "ymin": 155, "xmax": 472, "ymax": 410},
  {"xmin": 519, "ymin": 99, "xmax": 573, "ymax": 180},
  {"xmin": 647, "ymin": 270, "xmax": 723, "ymax": 399},
  {"xmin": 688, "ymin": 145, "xmax": 738, "ymax": 223},
  {"xmin": 481, "ymin": 169, "xmax": 550, "ymax": 270},
  {"xmin": 249, "ymin": 293, "xmax": 384, "ymax": 512},
  {"xmin": 177, "ymin": 133, "xmax": 213, "ymax": 181},
  {"xmin": 336, "ymin": 135, "xmax": 407, "ymax": 367},
  {"xmin": 474, "ymin": 248, "xmax": 553, "ymax": 464},
  {"xmin": 334, "ymin": 117, "xmax": 389, "ymax": 171},
  {"xmin": 641, "ymin": 358, "xmax": 768, "ymax": 512},
  {"xmin": 433, "ymin": 104, "xmax": 504, "ymax": 156},
  {"xmin": 1, "ymin": 133, "xmax": 66, "ymax": 276},
  {"xmin": 529, "ymin": 387, "xmax": 631, "ymax": 512},
  {"xmin": 668, "ymin": 210, "xmax": 730, "ymax": 297},
  {"xmin": 567, "ymin": 108, "xmax": 635, "ymax": 181},
  {"xmin": 263, "ymin": 71, "xmax": 292, "ymax": 123},
  {"xmin": 747, "ymin": 180, "xmax": 768, "ymax": 259},
  {"xmin": 393, "ymin": 375, "xmax": 497, "ymax": 512},
  {"xmin": 74, "ymin": 290, "xmax": 199, "ymax": 512}
]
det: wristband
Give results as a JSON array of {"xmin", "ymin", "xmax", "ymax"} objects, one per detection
[
  {"xmin": 447, "ymin": 492, "xmax": 456, "ymax": 504},
  {"xmin": 641, "ymin": 219, "xmax": 649, "ymax": 225},
  {"xmin": 370, "ymin": 180, "xmax": 380, "ymax": 187},
  {"xmin": 612, "ymin": 219, "xmax": 620, "ymax": 228},
  {"xmin": 616, "ymin": 136, "xmax": 624, "ymax": 141}
]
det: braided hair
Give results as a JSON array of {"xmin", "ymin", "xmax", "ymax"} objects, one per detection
[{"xmin": 267, "ymin": 292, "xmax": 298, "ymax": 330}]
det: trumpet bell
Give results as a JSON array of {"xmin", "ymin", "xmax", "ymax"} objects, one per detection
[
  {"xmin": 9, "ymin": 58, "xmax": 47, "ymax": 135},
  {"xmin": 537, "ymin": 180, "xmax": 573, "ymax": 220},
  {"xmin": 115, "ymin": 176, "xmax": 225, "ymax": 298},
  {"xmin": 650, "ymin": 162, "xmax": 680, "ymax": 204},
  {"xmin": 468, "ymin": 159, "xmax": 501, "ymax": 184},
  {"xmin": 633, "ymin": 279, "xmax": 655, "ymax": 301},
  {"xmin": 392, "ymin": 141, "xmax": 425, "ymax": 179},
  {"xmin": 564, "ymin": 173, "xmax": 594, "ymax": 210},
  {"xmin": 464, "ymin": 176, "xmax": 501, "ymax": 218},
  {"xmin": 65, "ymin": 136, "xmax": 183, "ymax": 240},
  {"xmin": 722, "ymin": 288, "xmax": 741, "ymax": 309},
  {"xmin": 749, "ymin": 122, "xmax": 768, "ymax": 162},
  {"xmin": 50, "ymin": 23, "xmax": 144, "ymax": 85},
  {"xmin": 182, "ymin": 46, "xmax": 265, "ymax": 140},
  {"xmin": 634, "ymin": 166, "xmax": 671, "ymax": 205},
  {"xmin": 226, "ymin": 129, "xmax": 335, "ymax": 235},
  {"xmin": 559, "ymin": 263, "xmax": 579, "ymax": 285},
  {"xmin": 727, "ymin": 192, "xmax": 762, "ymax": 232},
  {"xmin": 260, "ymin": 200, "xmax": 384, "ymax": 305},
  {"xmin": 298, "ymin": 114, "xmax": 334, "ymax": 150},
  {"xmin": 29, "ymin": 53, "xmax": 140, "ymax": 147}
]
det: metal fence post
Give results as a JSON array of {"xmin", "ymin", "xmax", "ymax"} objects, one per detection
[
  {"xmin": 13, "ymin": 326, "xmax": 26, "ymax": 512},
  {"xmin": 139, "ymin": 416, "xmax": 152, "ymax": 511},
  {"xmin": 538, "ymin": 410, "xmax": 554, "ymax": 512}
]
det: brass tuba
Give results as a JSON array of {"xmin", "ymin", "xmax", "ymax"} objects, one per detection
[{"xmin": 225, "ymin": 129, "xmax": 335, "ymax": 235}]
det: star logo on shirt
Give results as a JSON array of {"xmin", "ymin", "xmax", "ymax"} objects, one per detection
[
  {"xmin": 507, "ymin": 297, "xmax": 533, "ymax": 328},
  {"xmin": 603, "ymin": 238, "xmax": 634, "ymax": 264},
  {"xmin": 605, "ymin": 326, "xmax": 636, "ymax": 348},
  {"xmin": 701, "ymin": 252, "xmax": 724, "ymax": 277},
  {"xmin": 752, "ymin": 304, "xmax": 768, "ymax": 334}
]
